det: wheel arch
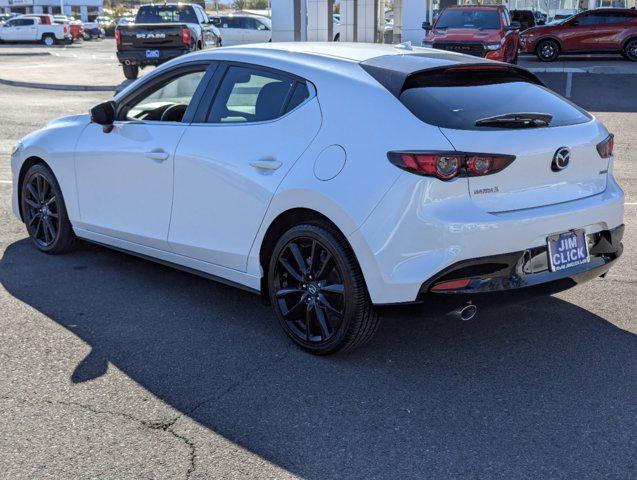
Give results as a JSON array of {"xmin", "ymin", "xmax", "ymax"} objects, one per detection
[
  {"xmin": 17, "ymin": 155, "xmax": 50, "ymax": 221},
  {"xmin": 621, "ymin": 35, "xmax": 637, "ymax": 50},
  {"xmin": 257, "ymin": 207, "xmax": 362, "ymax": 302},
  {"xmin": 536, "ymin": 35, "xmax": 563, "ymax": 51}
]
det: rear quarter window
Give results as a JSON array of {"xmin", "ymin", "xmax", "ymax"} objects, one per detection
[{"xmin": 398, "ymin": 68, "xmax": 591, "ymax": 130}]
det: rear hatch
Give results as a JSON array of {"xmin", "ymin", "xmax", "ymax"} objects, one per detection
[
  {"xmin": 118, "ymin": 24, "xmax": 187, "ymax": 50},
  {"xmin": 397, "ymin": 65, "xmax": 610, "ymax": 212}
]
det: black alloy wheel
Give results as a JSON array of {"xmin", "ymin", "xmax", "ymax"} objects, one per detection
[
  {"xmin": 21, "ymin": 164, "xmax": 75, "ymax": 254},
  {"xmin": 624, "ymin": 39, "xmax": 637, "ymax": 62},
  {"xmin": 268, "ymin": 222, "xmax": 380, "ymax": 355},
  {"xmin": 536, "ymin": 39, "xmax": 559, "ymax": 62}
]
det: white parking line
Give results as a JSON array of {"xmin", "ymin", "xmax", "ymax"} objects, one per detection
[
  {"xmin": 0, "ymin": 180, "xmax": 12, "ymax": 184},
  {"xmin": 565, "ymin": 72, "xmax": 573, "ymax": 98}
]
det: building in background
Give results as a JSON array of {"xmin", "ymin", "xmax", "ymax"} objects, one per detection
[{"xmin": 0, "ymin": 0, "xmax": 103, "ymax": 21}]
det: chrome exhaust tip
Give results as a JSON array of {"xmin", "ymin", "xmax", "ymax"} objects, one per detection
[{"xmin": 448, "ymin": 303, "xmax": 478, "ymax": 322}]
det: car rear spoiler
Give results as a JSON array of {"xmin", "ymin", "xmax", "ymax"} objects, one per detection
[{"xmin": 360, "ymin": 53, "xmax": 544, "ymax": 98}]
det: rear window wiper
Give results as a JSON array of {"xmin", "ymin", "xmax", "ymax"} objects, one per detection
[{"xmin": 475, "ymin": 113, "xmax": 553, "ymax": 128}]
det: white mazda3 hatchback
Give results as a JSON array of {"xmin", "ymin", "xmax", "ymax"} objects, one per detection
[{"xmin": 11, "ymin": 43, "xmax": 624, "ymax": 354}]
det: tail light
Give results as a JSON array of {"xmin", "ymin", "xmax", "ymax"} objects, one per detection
[
  {"xmin": 63, "ymin": 26, "xmax": 67, "ymax": 34},
  {"xmin": 182, "ymin": 27, "xmax": 191, "ymax": 45},
  {"xmin": 388, "ymin": 151, "xmax": 516, "ymax": 180},
  {"xmin": 596, "ymin": 134, "xmax": 614, "ymax": 158},
  {"xmin": 115, "ymin": 28, "xmax": 121, "ymax": 46}
]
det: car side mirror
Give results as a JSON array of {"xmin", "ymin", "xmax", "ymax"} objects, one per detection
[
  {"xmin": 507, "ymin": 21, "xmax": 521, "ymax": 31},
  {"xmin": 538, "ymin": 20, "xmax": 546, "ymax": 25},
  {"xmin": 257, "ymin": 24, "xmax": 268, "ymax": 31},
  {"xmin": 421, "ymin": 21, "xmax": 432, "ymax": 31},
  {"xmin": 90, "ymin": 100, "xmax": 116, "ymax": 133}
]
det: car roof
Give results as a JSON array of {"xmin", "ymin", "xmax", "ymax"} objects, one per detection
[
  {"xmin": 443, "ymin": 5, "xmax": 503, "ymax": 10},
  {"xmin": 202, "ymin": 42, "xmax": 482, "ymax": 64}
]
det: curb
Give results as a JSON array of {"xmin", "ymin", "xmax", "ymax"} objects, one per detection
[
  {"xmin": 0, "ymin": 78, "xmax": 118, "ymax": 91},
  {"xmin": 0, "ymin": 52, "xmax": 52, "ymax": 57}
]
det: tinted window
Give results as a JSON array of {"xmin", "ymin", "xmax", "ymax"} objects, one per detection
[
  {"xmin": 208, "ymin": 66, "xmax": 295, "ymax": 123},
  {"xmin": 603, "ymin": 12, "xmax": 637, "ymax": 23},
  {"xmin": 285, "ymin": 83, "xmax": 310, "ymax": 113},
  {"xmin": 124, "ymin": 70, "xmax": 206, "ymax": 122},
  {"xmin": 136, "ymin": 5, "xmax": 197, "ymax": 24},
  {"xmin": 398, "ymin": 69, "xmax": 590, "ymax": 130},
  {"xmin": 577, "ymin": 13, "xmax": 605, "ymax": 25},
  {"xmin": 435, "ymin": 9, "xmax": 501, "ymax": 29},
  {"xmin": 219, "ymin": 16, "xmax": 246, "ymax": 28}
]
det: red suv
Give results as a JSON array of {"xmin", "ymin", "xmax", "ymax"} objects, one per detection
[
  {"xmin": 520, "ymin": 8, "xmax": 637, "ymax": 62},
  {"xmin": 422, "ymin": 5, "xmax": 520, "ymax": 64}
]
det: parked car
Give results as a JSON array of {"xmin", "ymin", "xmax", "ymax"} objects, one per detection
[
  {"xmin": 95, "ymin": 15, "xmax": 116, "ymax": 36},
  {"xmin": 534, "ymin": 11, "xmax": 548, "ymax": 25},
  {"xmin": 520, "ymin": 8, "xmax": 637, "ymax": 61},
  {"xmin": 0, "ymin": 14, "xmax": 13, "ymax": 25},
  {"xmin": 81, "ymin": 21, "xmax": 105, "ymax": 40},
  {"xmin": 0, "ymin": 16, "xmax": 71, "ymax": 45},
  {"xmin": 421, "ymin": 5, "xmax": 520, "ymax": 64},
  {"xmin": 510, "ymin": 9, "xmax": 536, "ymax": 31},
  {"xmin": 211, "ymin": 13, "xmax": 271, "ymax": 45},
  {"xmin": 11, "ymin": 43, "xmax": 624, "ymax": 354},
  {"xmin": 51, "ymin": 15, "xmax": 84, "ymax": 42},
  {"xmin": 116, "ymin": 3, "xmax": 221, "ymax": 80}
]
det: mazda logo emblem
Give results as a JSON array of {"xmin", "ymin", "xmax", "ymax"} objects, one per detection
[{"xmin": 552, "ymin": 147, "xmax": 570, "ymax": 171}]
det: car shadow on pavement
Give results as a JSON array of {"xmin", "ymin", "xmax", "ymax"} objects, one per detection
[{"xmin": 1, "ymin": 238, "xmax": 635, "ymax": 479}]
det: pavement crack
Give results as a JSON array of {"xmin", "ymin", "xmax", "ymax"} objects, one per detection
[{"xmin": 1, "ymin": 395, "xmax": 196, "ymax": 479}]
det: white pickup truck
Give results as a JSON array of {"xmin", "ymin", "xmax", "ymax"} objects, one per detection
[{"xmin": 0, "ymin": 16, "xmax": 71, "ymax": 45}]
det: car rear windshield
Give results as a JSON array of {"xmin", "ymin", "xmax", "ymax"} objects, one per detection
[
  {"xmin": 398, "ymin": 67, "xmax": 591, "ymax": 130},
  {"xmin": 435, "ymin": 9, "xmax": 501, "ymax": 29},
  {"xmin": 136, "ymin": 5, "xmax": 197, "ymax": 24}
]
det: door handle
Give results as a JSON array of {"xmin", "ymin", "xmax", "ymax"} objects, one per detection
[
  {"xmin": 145, "ymin": 149, "xmax": 169, "ymax": 161},
  {"xmin": 249, "ymin": 158, "xmax": 282, "ymax": 171}
]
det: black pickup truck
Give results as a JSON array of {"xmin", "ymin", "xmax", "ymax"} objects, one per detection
[{"xmin": 116, "ymin": 3, "xmax": 221, "ymax": 80}]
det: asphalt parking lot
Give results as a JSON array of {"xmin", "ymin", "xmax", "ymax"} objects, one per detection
[{"xmin": 0, "ymin": 41, "xmax": 635, "ymax": 479}]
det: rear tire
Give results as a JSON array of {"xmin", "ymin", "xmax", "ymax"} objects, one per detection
[
  {"xmin": 21, "ymin": 163, "xmax": 76, "ymax": 254},
  {"xmin": 123, "ymin": 64, "xmax": 139, "ymax": 80},
  {"xmin": 624, "ymin": 39, "xmax": 637, "ymax": 62},
  {"xmin": 268, "ymin": 221, "xmax": 380, "ymax": 355},
  {"xmin": 536, "ymin": 39, "xmax": 559, "ymax": 62},
  {"xmin": 41, "ymin": 34, "xmax": 55, "ymax": 47}
]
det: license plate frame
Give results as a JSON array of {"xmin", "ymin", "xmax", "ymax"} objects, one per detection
[
  {"xmin": 547, "ymin": 229, "xmax": 590, "ymax": 272},
  {"xmin": 145, "ymin": 49, "xmax": 160, "ymax": 59}
]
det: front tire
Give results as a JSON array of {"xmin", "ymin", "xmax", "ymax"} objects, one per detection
[
  {"xmin": 624, "ymin": 39, "xmax": 637, "ymax": 62},
  {"xmin": 21, "ymin": 163, "xmax": 76, "ymax": 254},
  {"xmin": 268, "ymin": 222, "xmax": 380, "ymax": 355},
  {"xmin": 123, "ymin": 64, "xmax": 139, "ymax": 80},
  {"xmin": 536, "ymin": 39, "xmax": 559, "ymax": 62}
]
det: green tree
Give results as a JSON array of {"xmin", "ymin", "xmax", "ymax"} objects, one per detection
[{"xmin": 233, "ymin": 0, "xmax": 246, "ymax": 10}]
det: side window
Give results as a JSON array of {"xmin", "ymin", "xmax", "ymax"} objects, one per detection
[
  {"xmin": 244, "ymin": 17, "xmax": 258, "ymax": 30},
  {"xmin": 285, "ymin": 83, "xmax": 310, "ymax": 113},
  {"xmin": 577, "ymin": 13, "xmax": 604, "ymax": 26},
  {"xmin": 207, "ymin": 66, "xmax": 297, "ymax": 123},
  {"xmin": 122, "ymin": 69, "xmax": 207, "ymax": 122},
  {"xmin": 605, "ymin": 13, "xmax": 636, "ymax": 24}
]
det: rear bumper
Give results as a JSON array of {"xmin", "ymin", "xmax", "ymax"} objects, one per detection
[
  {"xmin": 117, "ymin": 48, "xmax": 189, "ymax": 66},
  {"xmin": 418, "ymin": 224, "xmax": 623, "ymax": 298},
  {"xmin": 349, "ymin": 173, "xmax": 625, "ymax": 304}
]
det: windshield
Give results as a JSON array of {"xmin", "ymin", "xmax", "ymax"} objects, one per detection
[
  {"xmin": 136, "ymin": 5, "xmax": 197, "ymax": 24},
  {"xmin": 435, "ymin": 9, "xmax": 501, "ymax": 29}
]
